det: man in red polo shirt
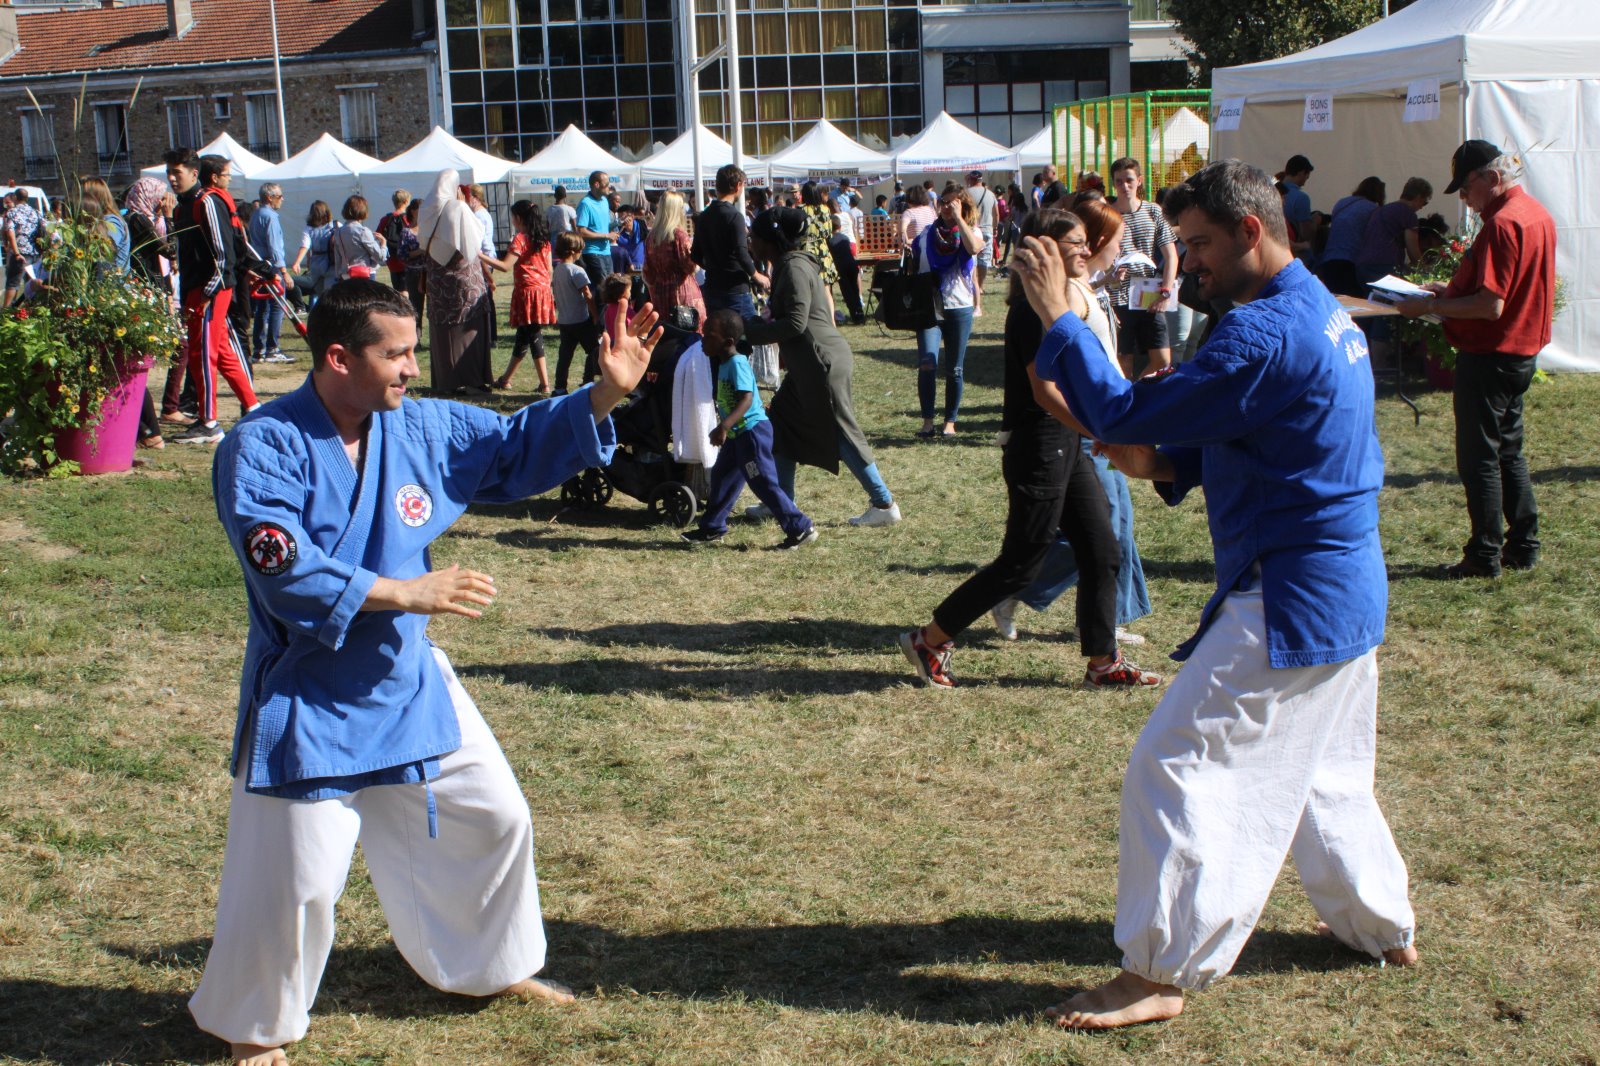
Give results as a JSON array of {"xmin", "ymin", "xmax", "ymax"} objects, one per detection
[{"xmin": 1397, "ymin": 140, "xmax": 1555, "ymax": 578}]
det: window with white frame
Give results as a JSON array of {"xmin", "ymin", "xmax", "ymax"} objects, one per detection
[
  {"xmin": 244, "ymin": 92, "xmax": 281, "ymax": 157},
  {"xmin": 93, "ymin": 102, "xmax": 131, "ymax": 176},
  {"xmin": 20, "ymin": 109, "xmax": 57, "ymax": 180},
  {"xmin": 339, "ymin": 86, "xmax": 379, "ymax": 157},
  {"xmin": 213, "ymin": 94, "xmax": 233, "ymax": 122},
  {"xmin": 167, "ymin": 98, "xmax": 203, "ymax": 149}
]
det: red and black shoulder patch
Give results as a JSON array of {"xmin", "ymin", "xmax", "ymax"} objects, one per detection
[{"xmin": 244, "ymin": 522, "xmax": 297, "ymax": 576}]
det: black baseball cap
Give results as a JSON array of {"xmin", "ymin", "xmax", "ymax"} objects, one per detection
[{"xmin": 1445, "ymin": 139, "xmax": 1501, "ymax": 194}]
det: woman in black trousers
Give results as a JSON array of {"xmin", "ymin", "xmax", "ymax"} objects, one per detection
[{"xmin": 899, "ymin": 208, "xmax": 1161, "ymax": 691}]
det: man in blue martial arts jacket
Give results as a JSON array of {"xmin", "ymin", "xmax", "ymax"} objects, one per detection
[
  {"xmin": 1012, "ymin": 161, "xmax": 1418, "ymax": 1031},
  {"xmin": 190, "ymin": 279, "xmax": 663, "ymax": 1066}
]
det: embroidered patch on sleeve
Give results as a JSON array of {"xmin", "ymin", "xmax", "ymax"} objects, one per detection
[{"xmin": 244, "ymin": 522, "xmax": 298, "ymax": 576}]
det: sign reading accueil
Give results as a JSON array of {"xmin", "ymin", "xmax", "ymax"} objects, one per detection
[
  {"xmin": 1404, "ymin": 79, "xmax": 1441, "ymax": 123},
  {"xmin": 1213, "ymin": 97, "xmax": 1245, "ymax": 132}
]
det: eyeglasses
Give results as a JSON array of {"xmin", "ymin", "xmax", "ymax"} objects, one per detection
[{"xmin": 1058, "ymin": 237, "xmax": 1088, "ymax": 250}]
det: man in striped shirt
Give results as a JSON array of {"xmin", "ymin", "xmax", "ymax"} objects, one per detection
[{"xmin": 1108, "ymin": 157, "xmax": 1180, "ymax": 377}]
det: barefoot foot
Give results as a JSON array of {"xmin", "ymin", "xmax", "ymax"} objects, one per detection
[
  {"xmin": 501, "ymin": 975, "xmax": 577, "ymax": 1005},
  {"xmin": 230, "ymin": 1043, "xmax": 288, "ymax": 1066},
  {"xmin": 1313, "ymin": 921, "xmax": 1419, "ymax": 967},
  {"xmin": 1043, "ymin": 969, "xmax": 1184, "ymax": 1030}
]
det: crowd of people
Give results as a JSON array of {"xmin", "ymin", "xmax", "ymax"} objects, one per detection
[{"xmin": 0, "ymin": 129, "xmax": 1558, "ymax": 1063}]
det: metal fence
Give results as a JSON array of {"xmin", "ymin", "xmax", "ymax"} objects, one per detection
[{"xmin": 1052, "ymin": 89, "xmax": 1211, "ymax": 191}]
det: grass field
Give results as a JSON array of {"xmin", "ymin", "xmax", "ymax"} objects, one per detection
[{"xmin": 2, "ymin": 285, "xmax": 1598, "ymax": 1066}]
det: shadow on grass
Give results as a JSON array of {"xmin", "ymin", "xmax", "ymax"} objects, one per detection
[
  {"xmin": 528, "ymin": 617, "xmax": 905, "ymax": 654},
  {"xmin": 5, "ymin": 918, "xmax": 1373, "ymax": 1062},
  {"xmin": 459, "ymin": 656, "xmax": 1059, "ymax": 696},
  {"xmin": 1137, "ymin": 558, "xmax": 1216, "ymax": 583},
  {"xmin": 1385, "ymin": 464, "xmax": 1600, "ymax": 490}
]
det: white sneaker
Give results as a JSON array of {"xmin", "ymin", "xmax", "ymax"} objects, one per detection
[
  {"xmin": 1115, "ymin": 627, "xmax": 1147, "ymax": 646},
  {"xmin": 848, "ymin": 502, "xmax": 902, "ymax": 527},
  {"xmin": 745, "ymin": 503, "xmax": 773, "ymax": 521},
  {"xmin": 992, "ymin": 597, "xmax": 1019, "ymax": 641}
]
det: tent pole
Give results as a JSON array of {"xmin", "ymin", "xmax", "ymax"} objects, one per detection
[
  {"xmin": 725, "ymin": 0, "xmax": 746, "ymax": 207},
  {"xmin": 683, "ymin": 2, "xmax": 703, "ymax": 211}
]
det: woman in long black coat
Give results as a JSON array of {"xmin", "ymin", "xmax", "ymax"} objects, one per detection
[{"xmin": 744, "ymin": 207, "xmax": 901, "ymax": 527}]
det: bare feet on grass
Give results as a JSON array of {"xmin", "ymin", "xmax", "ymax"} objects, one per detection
[
  {"xmin": 230, "ymin": 1044, "xmax": 288, "ymax": 1066},
  {"xmin": 1044, "ymin": 969, "xmax": 1185, "ymax": 1030},
  {"xmin": 501, "ymin": 975, "xmax": 577, "ymax": 1005},
  {"xmin": 1313, "ymin": 921, "xmax": 1420, "ymax": 967}
]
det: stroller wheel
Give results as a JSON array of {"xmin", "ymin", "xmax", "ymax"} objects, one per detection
[
  {"xmin": 560, "ymin": 468, "xmax": 613, "ymax": 510},
  {"xmin": 648, "ymin": 482, "xmax": 697, "ymax": 529}
]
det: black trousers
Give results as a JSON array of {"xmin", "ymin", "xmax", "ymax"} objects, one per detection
[
  {"xmin": 837, "ymin": 265, "xmax": 864, "ymax": 322},
  {"xmin": 555, "ymin": 322, "xmax": 599, "ymax": 391},
  {"xmin": 933, "ymin": 431, "xmax": 1119, "ymax": 657},
  {"xmin": 1454, "ymin": 350, "xmax": 1539, "ymax": 569}
]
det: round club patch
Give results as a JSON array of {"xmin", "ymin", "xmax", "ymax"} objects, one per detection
[
  {"xmin": 395, "ymin": 484, "xmax": 434, "ymax": 527},
  {"xmin": 244, "ymin": 522, "xmax": 297, "ymax": 576}
]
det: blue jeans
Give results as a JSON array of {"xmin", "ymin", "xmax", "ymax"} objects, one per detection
[
  {"xmin": 700, "ymin": 420, "xmax": 810, "ymax": 538},
  {"xmin": 1020, "ymin": 438, "xmax": 1151, "ymax": 625},
  {"xmin": 776, "ymin": 428, "xmax": 893, "ymax": 509},
  {"xmin": 917, "ymin": 306, "xmax": 974, "ymax": 422},
  {"xmin": 250, "ymin": 295, "xmax": 282, "ymax": 355},
  {"xmin": 703, "ymin": 286, "xmax": 757, "ymax": 322}
]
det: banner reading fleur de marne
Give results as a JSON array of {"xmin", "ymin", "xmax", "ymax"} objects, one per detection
[
  {"xmin": 1303, "ymin": 93, "xmax": 1334, "ymax": 132},
  {"xmin": 1404, "ymin": 79, "xmax": 1442, "ymax": 123}
]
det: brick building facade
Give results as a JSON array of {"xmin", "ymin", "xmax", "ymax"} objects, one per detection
[{"xmin": 0, "ymin": 0, "xmax": 439, "ymax": 198}]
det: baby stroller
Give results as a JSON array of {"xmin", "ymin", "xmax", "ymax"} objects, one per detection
[{"xmin": 559, "ymin": 320, "xmax": 709, "ymax": 529}]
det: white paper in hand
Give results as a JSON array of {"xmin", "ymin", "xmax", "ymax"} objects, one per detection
[
  {"xmin": 1128, "ymin": 277, "xmax": 1177, "ymax": 313},
  {"xmin": 1114, "ymin": 251, "xmax": 1158, "ymax": 273}
]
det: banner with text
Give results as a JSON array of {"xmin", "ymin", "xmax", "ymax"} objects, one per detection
[
  {"xmin": 1213, "ymin": 97, "xmax": 1245, "ymax": 132},
  {"xmin": 1303, "ymin": 93, "xmax": 1334, "ymax": 132},
  {"xmin": 1404, "ymin": 79, "xmax": 1442, "ymax": 123}
]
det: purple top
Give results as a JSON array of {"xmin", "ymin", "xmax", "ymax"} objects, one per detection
[{"xmin": 1356, "ymin": 201, "xmax": 1419, "ymax": 270}]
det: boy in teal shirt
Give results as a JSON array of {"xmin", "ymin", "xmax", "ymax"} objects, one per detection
[{"xmin": 682, "ymin": 310, "xmax": 816, "ymax": 549}]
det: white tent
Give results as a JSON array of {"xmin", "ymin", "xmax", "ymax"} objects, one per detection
[
  {"xmin": 764, "ymin": 119, "xmax": 895, "ymax": 187},
  {"xmin": 365, "ymin": 126, "xmax": 519, "ymax": 187},
  {"xmin": 1212, "ymin": 0, "xmax": 1600, "ymax": 370},
  {"xmin": 1158, "ymin": 107, "xmax": 1209, "ymax": 164},
  {"xmin": 893, "ymin": 111, "xmax": 1016, "ymax": 179},
  {"xmin": 509, "ymin": 125, "xmax": 637, "ymax": 196},
  {"xmin": 635, "ymin": 126, "xmax": 768, "ymax": 191},
  {"xmin": 253, "ymin": 134, "xmax": 384, "ymax": 254},
  {"xmin": 1014, "ymin": 114, "xmax": 1100, "ymax": 172},
  {"xmin": 139, "ymin": 132, "xmax": 274, "ymax": 180}
]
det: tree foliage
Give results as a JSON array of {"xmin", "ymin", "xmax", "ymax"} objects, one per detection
[{"xmin": 1167, "ymin": 0, "xmax": 1384, "ymax": 83}]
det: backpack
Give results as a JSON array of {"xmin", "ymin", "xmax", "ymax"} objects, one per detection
[{"xmin": 378, "ymin": 211, "xmax": 407, "ymax": 251}]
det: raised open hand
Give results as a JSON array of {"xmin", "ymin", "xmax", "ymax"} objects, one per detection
[{"xmin": 590, "ymin": 302, "xmax": 665, "ymax": 418}]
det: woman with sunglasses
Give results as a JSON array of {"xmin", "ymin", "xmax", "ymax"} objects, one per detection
[{"xmin": 900, "ymin": 207, "xmax": 1161, "ymax": 690}]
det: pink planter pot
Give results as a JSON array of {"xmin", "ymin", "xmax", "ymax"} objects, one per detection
[{"xmin": 53, "ymin": 354, "xmax": 156, "ymax": 475}]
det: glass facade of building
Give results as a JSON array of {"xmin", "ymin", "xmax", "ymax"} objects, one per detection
[{"xmin": 440, "ymin": 1, "xmax": 1145, "ymax": 162}]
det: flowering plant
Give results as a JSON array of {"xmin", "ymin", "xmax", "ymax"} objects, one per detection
[{"xmin": 0, "ymin": 214, "xmax": 186, "ymax": 475}]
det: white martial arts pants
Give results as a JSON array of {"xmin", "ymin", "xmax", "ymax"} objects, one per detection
[
  {"xmin": 189, "ymin": 648, "xmax": 549, "ymax": 1048},
  {"xmin": 1115, "ymin": 587, "xmax": 1415, "ymax": 990}
]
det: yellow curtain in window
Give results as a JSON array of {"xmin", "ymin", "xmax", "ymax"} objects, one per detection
[
  {"xmin": 621, "ymin": 22, "xmax": 646, "ymax": 63},
  {"xmin": 621, "ymin": 98, "xmax": 649, "ymax": 127},
  {"xmin": 619, "ymin": 0, "xmax": 642, "ymax": 18},
  {"xmin": 825, "ymin": 88, "xmax": 853, "ymax": 121},
  {"xmin": 696, "ymin": 15, "xmax": 720, "ymax": 56},
  {"xmin": 855, "ymin": 11, "xmax": 885, "ymax": 51},
  {"xmin": 821, "ymin": 12, "xmax": 852, "ymax": 53},
  {"xmin": 859, "ymin": 86, "xmax": 888, "ymax": 119},
  {"xmin": 479, "ymin": 0, "xmax": 508, "ymax": 24},
  {"xmin": 753, "ymin": 13, "xmax": 785, "ymax": 55},
  {"xmin": 758, "ymin": 91, "xmax": 789, "ymax": 123},
  {"xmin": 792, "ymin": 90, "xmax": 822, "ymax": 121},
  {"xmin": 790, "ymin": 15, "xmax": 818, "ymax": 54},
  {"xmin": 699, "ymin": 96, "xmax": 725, "ymax": 125}
]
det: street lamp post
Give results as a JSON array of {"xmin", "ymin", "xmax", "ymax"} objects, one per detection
[{"xmin": 269, "ymin": 0, "xmax": 289, "ymax": 162}]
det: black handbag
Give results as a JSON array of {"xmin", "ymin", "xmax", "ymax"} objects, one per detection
[{"xmin": 875, "ymin": 262, "xmax": 938, "ymax": 331}]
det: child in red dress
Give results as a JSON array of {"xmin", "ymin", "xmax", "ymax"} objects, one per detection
[{"xmin": 482, "ymin": 199, "xmax": 556, "ymax": 393}]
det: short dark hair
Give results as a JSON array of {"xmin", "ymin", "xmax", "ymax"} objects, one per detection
[
  {"xmin": 1162, "ymin": 159, "xmax": 1288, "ymax": 246},
  {"xmin": 553, "ymin": 185, "xmax": 567, "ymax": 201},
  {"xmin": 163, "ymin": 147, "xmax": 199, "ymax": 172},
  {"xmin": 715, "ymin": 164, "xmax": 746, "ymax": 196},
  {"xmin": 342, "ymin": 194, "xmax": 369, "ymax": 222},
  {"xmin": 1110, "ymin": 156, "xmax": 1140, "ymax": 177},
  {"xmin": 307, "ymin": 279, "xmax": 417, "ymax": 368},
  {"xmin": 198, "ymin": 154, "xmax": 230, "ymax": 186},
  {"xmin": 1402, "ymin": 176, "xmax": 1433, "ymax": 201},
  {"xmin": 588, "ymin": 170, "xmax": 607, "ymax": 187},
  {"xmin": 1285, "ymin": 154, "xmax": 1314, "ymax": 175},
  {"xmin": 704, "ymin": 308, "xmax": 744, "ymax": 340},
  {"xmin": 599, "ymin": 273, "xmax": 630, "ymax": 304}
]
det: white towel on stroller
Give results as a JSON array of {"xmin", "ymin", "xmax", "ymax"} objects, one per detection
[{"xmin": 672, "ymin": 340, "xmax": 720, "ymax": 468}]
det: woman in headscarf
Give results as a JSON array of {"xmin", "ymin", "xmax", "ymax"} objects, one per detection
[
  {"xmin": 744, "ymin": 206, "xmax": 900, "ymax": 528},
  {"xmin": 124, "ymin": 176, "xmax": 179, "ymax": 450},
  {"xmin": 417, "ymin": 169, "xmax": 494, "ymax": 395}
]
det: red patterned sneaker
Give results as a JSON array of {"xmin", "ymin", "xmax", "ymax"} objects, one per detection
[
  {"xmin": 899, "ymin": 628, "xmax": 955, "ymax": 689},
  {"xmin": 1084, "ymin": 652, "xmax": 1163, "ymax": 689}
]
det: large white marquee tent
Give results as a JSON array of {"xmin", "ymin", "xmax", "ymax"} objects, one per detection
[
  {"xmin": 139, "ymin": 132, "xmax": 274, "ymax": 181},
  {"xmin": 893, "ymin": 111, "xmax": 1015, "ymax": 179},
  {"xmin": 1212, "ymin": 0, "xmax": 1600, "ymax": 370},
  {"xmin": 765, "ymin": 119, "xmax": 895, "ymax": 187},
  {"xmin": 635, "ymin": 126, "xmax": 768, "ymax": 191},
  {"xmin": 253, "ymin": 133, "xmax": 383, "ymax": 252}
]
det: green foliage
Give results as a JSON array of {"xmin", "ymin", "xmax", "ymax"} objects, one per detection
[
  {"xmin": 0, "ymin": 215, "xmax": 186, "ymax": 476},
  {"xmin": 1166, "ymin": 0, "xmax": 1382, "ymax": 81}
]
